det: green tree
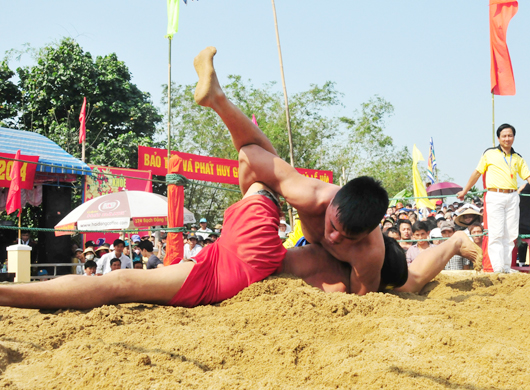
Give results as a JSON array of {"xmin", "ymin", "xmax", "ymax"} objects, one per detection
[
  {"xmin": 0, "ymin": 60, "xmax": 20, "ymax": 126},
  {"xmin": 335, "ymin": 96, "xmax": 412, "ymax": 196},
  {"xmin": 161, "ymin": 76, "xmax": 343, "ymax": 222},
  {"xmin": 13, "ymin": 38, "xmax": 162, "ymax": 168}
]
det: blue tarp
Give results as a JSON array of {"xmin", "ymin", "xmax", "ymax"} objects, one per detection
[{"xmin": 0, "ymin": 127, "xmax": 91, "ymax": 176}]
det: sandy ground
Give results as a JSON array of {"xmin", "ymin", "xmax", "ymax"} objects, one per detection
[{"xmin": 0, "ymin": 272, "xmax": 529, "ymax": 389}]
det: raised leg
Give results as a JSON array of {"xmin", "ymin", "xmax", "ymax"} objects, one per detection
[
  {"xmin": 0, "ymin": 262, "xmax": 194, "ymax": 310},
  {"xmin": 395, "ymin": 231, "xmax": 482, "ymax": 293},
  {"xmin": 194, "ymin": 47, "xmax": 278, "ymax": 156}
]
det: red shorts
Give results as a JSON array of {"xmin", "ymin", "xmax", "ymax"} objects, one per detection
[{"xmin": 167, "ymin": 194, "xmax": 287, "ymax": 307}]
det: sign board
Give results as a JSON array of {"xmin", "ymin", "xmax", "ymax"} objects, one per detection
[
  {"xmin": 0, "ymin": 153, "xmax": 39, "ymax": 189},
  {"xmin": 138, "ymin": 146, "xmax": 333, "ymax": 185}
]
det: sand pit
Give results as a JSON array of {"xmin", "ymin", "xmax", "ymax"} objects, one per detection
[{"xmin": 0, "ymin": 272, "xmax": 529, "ymax": 389}]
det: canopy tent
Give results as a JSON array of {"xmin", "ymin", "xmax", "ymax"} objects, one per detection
[{"xmin": 0, "ymin": 127, "xmax": 91, "ymax": 179}]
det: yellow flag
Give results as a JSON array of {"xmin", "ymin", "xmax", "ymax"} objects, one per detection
[
  {"xmin": 166, "ymin": 0, "xmax": 180, "ymax": 38},
  {"xmin": 412, "ymin": 144, "xmax": 436, "ymax": 210}
]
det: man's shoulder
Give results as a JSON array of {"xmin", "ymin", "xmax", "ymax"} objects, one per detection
[{"xmin": 482, "ymin": 146, "xmax": 498, "ymax": 156}]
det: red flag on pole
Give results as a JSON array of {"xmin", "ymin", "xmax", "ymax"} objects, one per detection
[
  {"xmin": 6, "ymin": 150, "xmax": 23, "ymax": 217},
  {"xmin": 490, "ymin": 0, "xmax": 518, "ymax": 95},
  {"xmin": 79, "ymin": 97, "xmax": 87, "ymax": 143}
]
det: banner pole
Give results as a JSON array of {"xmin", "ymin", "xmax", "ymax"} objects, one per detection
[
  {"xmin": 168, "ymin": 37, "xmax": 172, "ymax": 164},
  {"xmin": 17, "ymin": 213, "xmax": 21, "ymax": 244},
  {"xmin": 491, "ymin": 92, "xmax": 495, "ymax": 146},
  {"xmin": 271, "ymin": 0, "xmax": 295, "ymax": 225},
  {"xmin": 82, "ymin": 140, "xmax": 86, "ymax": 163}
]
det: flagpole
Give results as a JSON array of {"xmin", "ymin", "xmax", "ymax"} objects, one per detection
[
  {"xmin": 168, "ymin": 37, "xmax": 172, "ymax": 164},
  {"xmin": 82, "ymin": 140, "xmax": 85, "ymax": 163},
  {"xmin": 271, "ymin": 0, "xmax": 295, "ymax": 226},
  {"xmin": 271, "ymin": 0, "xmax": 294, "ymax": 168},
  {"xmin": 17, "ymin": 214, "xmax": 21, "ymax": 244},
  {"xmin": 491, "ymin": 92, "xmax": 495, "ymax": 146}
]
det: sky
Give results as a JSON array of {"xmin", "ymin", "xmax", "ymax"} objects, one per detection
[{"xmin": 2, "ymin": 0, "xmax": 530, "ymax": 194}]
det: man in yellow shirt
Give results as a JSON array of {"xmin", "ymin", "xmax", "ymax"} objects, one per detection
[{"xmin": 457, "ymin": 124, "xmax": 530, "ymax": 273}]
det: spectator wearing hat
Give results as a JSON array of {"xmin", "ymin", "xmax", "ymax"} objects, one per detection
[
  {"xmin": 94, "ymin": 246, "xmax": 110, "ymax": 264},
  {"xmin": 278, "ymin": 218, "xmax": 291, "ymax": 238},
  {"xmin": 197, "ymin": 218, "xmax": 213, "ymax": 240},
  {"xmin": 76, "ymin": 248, "xmax": 96, "ymax": 275},
  {"xmin": 455, "ymin": 208, "xmax": 483, "ymax": 236},
  {"xmin": 457, "ymin": 123, "xmax": 530, "ymax": 273},
  {"xmin": 382, "ymin": 218, "xmax": 394, "ymax": 233},
  {"xmin": 406, "ymin": 222, "xmax": 435, "ymax": 265},
  {"xmin": 138, "ymin": 240, "xmax": 163, "ymax": 269},
  {"xmin": 84, "ymin": 241, "xmax": 95, "ymax": 250},
  {"xmin": 73, "ymin": 248, "xmax": 84, "ymax": 275},
  {"xmin": 440, "ymin": 221, "xmax": 472, "ymax": 270},
  {"xmin": 429, "ymin": 227, "xmax": 443, "ymax": 245},
  {"xmin": 214, "ymin": 224, "xmax": 223, "ymax": 235},
  {"xmin": 184, "ymin": 232, "xmax": 203, "ymax": 260}
]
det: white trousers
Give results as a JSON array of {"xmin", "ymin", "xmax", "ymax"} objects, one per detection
[{"xmin": 486, "ymin": 191, "xmax": 520, "ymax": 272}]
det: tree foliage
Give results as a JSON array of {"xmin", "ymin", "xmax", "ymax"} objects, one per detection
[
  {"xmin": 4, "ymin": 38, "xmax": 162, "ymax": 169},
  {"xmin": 161, "ymin": 79, "xmax": 412, "ymax": 222},
  {"xmin": 0, "ymin": 60, "xmax": 20, "ymax": 125},
  {"xmin": 335, "ymin": 96, "xmax": 413, "ymax": 196}
]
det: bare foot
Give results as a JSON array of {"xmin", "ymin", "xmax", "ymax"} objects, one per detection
[
  {"xmin": 193, "ymin": 46, "xmax": 224, "ymax": 108},
  {"xmin": 454, "ymin": 231, "xmax": 483, "ymax": 270}
]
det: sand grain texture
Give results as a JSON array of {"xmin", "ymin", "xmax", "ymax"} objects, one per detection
[{"xmin": 0, "ymin": 272, "xmax": 529, "ymax": 389}]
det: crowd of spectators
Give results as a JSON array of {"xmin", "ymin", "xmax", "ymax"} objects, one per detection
[{"xmin": 382, "ymin": 198, "xmax": 485, "ymax": 270}]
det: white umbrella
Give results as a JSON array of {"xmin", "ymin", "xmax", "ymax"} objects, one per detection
[{"xmin": 55, "ymin": 191, "xmax": 195, "ymax": 234}]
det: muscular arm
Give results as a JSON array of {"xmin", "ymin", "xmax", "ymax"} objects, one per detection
[{"xmin": 238, "ymin": 144, "xmax": 336, "ymax": 211}]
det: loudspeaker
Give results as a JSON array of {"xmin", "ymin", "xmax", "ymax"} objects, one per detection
[{"xmin": 38, "ymin": 185, "xmax": 72, "ymax": 275}]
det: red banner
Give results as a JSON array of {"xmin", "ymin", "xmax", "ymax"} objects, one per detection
[
  {"xmin": 138, "ymin": 146, "xmax": 333, "ymax": 185},
  {"xmin": 0, "ymin": 153, "xmax": 39, "ymax": 190},
  {"xmin": 83, "ymin": 165, "xmax": 153, "ymax": 245}
]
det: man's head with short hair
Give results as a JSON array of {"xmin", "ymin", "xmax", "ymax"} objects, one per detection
[
  {"xmin": 412, "ymin": 221, "xmax": 430, "ymax": 245},
  {"xmin": 384, "ymin": 227, "xmax": 401, "ymax": 241},
  {"xmin": 84, "ymin": 260, "xmax": 97, "ymax": 276},
  {"xmin": 397, "ymin": 219, "xmax": 412, "ymax": 240},
  {"xmin": 113, "ymin": 239, "xmax": 125, "ymax": 257},
  {"xmin": 110, "ymin": 258, "xmax": 121, "ymax": 271},
  {"xmin": 326, "ymin": 176, "xmax": 388, "ymax": 244},
  {"xmin": 133, "ymin": 261, "xmax": 143, "ymax": 269},
  {"xmin": 496, "ymin": 123, "xmax": 516, "ymax": 138},
  {"xmin": 138, "ymin": 240, "xmax": 154, "ymax": 255}
]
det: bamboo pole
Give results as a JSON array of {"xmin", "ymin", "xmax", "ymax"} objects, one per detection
[
  {"xmin": 271, "ymin": 0, "xmax": 295, "ymax": 225},
  {"xmin": 168, "ymin": 37, "xmax": 172, "ymax": 163},
  {"xmin": 491, "ymin": 92, "xmax": 495, "ymax": 146},
  {"xmin": 81, "ymin": 140, "xmax": 85, "ymax": 163},
  {"xmin": 17, "ymin": 214, "xmax": 21, "ymax": 244}
]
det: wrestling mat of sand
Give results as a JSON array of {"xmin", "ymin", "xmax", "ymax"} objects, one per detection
[{"xmin": 0, "ymin": 272, "xmax": 529, "ymax": 389}]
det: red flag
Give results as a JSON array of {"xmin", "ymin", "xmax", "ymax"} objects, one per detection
[
  {"xmin": 252, "ymin": 114, "xmax": 259, "ymax": 128},
  {"xmin": 79, "ymin": 97, "xmax": 87, "ymax": 143},
  {"xmin": 490, "ymin": 0, "xmax": 518, "ymax": 95},
  {"xmin": 144, "ymin": 171, "xmax": 153, "ymax": 193},
  {"xmin": 6, "ymin": 150, "xmax": 23, "ymax": 217}
]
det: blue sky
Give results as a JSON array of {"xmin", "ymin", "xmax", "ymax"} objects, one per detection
[{"xmin": 2, "ymin": 0, "xmax": 530, "ymax": 193}]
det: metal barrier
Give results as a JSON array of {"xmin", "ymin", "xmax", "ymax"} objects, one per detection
[{"xmin": 30, "ymin": 263, "xmax": 79, "ymax": 281}]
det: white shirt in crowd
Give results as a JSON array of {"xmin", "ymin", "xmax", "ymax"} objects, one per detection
[
  {"xmin": 184, "ymin": 243, "xmax": 203, "ymax": 260},
  {"xmin": 97, "ymin": 251, "xmax": 132, "ymax": 275},
  {"xmin": 196, "ymin": 228, "xmax": 212, "ymax": 240}
]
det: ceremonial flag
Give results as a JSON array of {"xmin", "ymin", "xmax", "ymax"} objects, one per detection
[
  {"xmin": 252, "ymin": 114, "xmax": 259, "ymax": 128},
  {"xmin": 412, "ymin": 145, "xmax": 436, "ymax": 210},
  {"xmin": 490, "ymin": 0, "xmax": 518, "ymax": 95},
  {"xmin": 79, "ymin": 97, "xmax": 87, "ymax": 144},
  {"xmin": 427, "ymin": 137, "xmax": 437, "ymax": 184},
  {"xmin": 167, "ymin": 0, "xmax": 181, "ymax": 38},
  {"xmin": 6, "ymin": 150, "xmax": 23, "ymax": 217}
]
